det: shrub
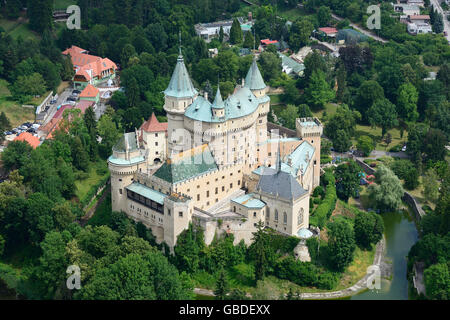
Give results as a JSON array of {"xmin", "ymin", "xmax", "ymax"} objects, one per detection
[
  {"xmin": 310, "ymin": 182, "xmax": 337, "ymax": 229},
  {"xmin": 313, "ymin": 186, "xmax": 325, "ymax": 198},
  {"xmin": 316, "ymin": 272, "xmax": 339, "ymax": 290}
]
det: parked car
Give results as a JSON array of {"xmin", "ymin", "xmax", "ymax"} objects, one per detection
[
  {"xmin": 401, "ymin": 145, "xmax": 407, "ymax": 152},
  {"xmin": 50, "ymin": 99, "xmax": 57, "ymax": 104},
  {"xmin": 72, "ymin": 89, "xmax": 81, "ymax": 95}
]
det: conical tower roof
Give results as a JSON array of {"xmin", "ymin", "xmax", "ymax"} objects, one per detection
[
  {"xmin": 245, "ymin": 57, "xmax": 266, "ymax": 90},
  {"xmin": 211, "ymin": 85, "xmax": 224, "ymax": 109},
  {"xmin": 164, "ymin": 53, "xmax": 198, "ymax": 98}
]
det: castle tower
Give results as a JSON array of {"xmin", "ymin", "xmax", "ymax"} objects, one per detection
[
  {"xmin": 163, "ymin": 47, "xmax": 198, "ymax": 157},
  {"xmin": 211, "ymin": 85, "xmax": 225, "ymax": 118},
  {"xmin": 163, "ymin": 194, "xmax": 194, "ymax": 249},
  {"xmin": 244, "ymin": 57, "xmax": 267, "ymax": 98},
  {"xmin": 296, "ymin": 118, "xmax": 323, "ymax": 188}
]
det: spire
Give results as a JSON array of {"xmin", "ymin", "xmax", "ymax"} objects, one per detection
[
  {"xmin": 178, "ymin": 31, "xmax": 182, "ymax": 57},
  {"xmin": 276, "ymin": 142, "xmax": 282, "ymax": 173},
  {"xmin": 164, "ymin": 33, "xmax": 198, "ymax": 99},
  {"xmin": 212, "ymin": 84, "xmax": 224, "ymax": 109},
  {"xmin": 245, "ymin": 57, "xmax": 266, "ymax": 91}
]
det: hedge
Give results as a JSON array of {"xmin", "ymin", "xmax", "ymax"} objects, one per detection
[{"xmin": 310, "ymin": 172, "xmax": 337, "ymax": 229}]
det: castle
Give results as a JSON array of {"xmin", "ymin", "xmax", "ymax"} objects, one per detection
[{"xmin": 108, "ymin": 50, "xmax": 323, "ymax": 248}]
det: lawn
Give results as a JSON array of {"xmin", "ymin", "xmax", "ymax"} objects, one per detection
[
  {"xmin": 0, "ymin": 17, "xmax": 39, "ymax": 41},
  {"xmin": 277, "ymin": 6, "xmax": 308, "ymax": 21},
  {"xmin": 54, "ymin": 0, "xmax": 76, "ymax": 10},
  {"xmin": 0, "ymin": 80, "xmax": 36, "ymax": 128},
  {"xmin": 312, "ymin": 103, "xmax": 338, "ymax": 120},
  {"xmin": 354, "ymin": 124, "xmax": 408, "ymax": 151}
]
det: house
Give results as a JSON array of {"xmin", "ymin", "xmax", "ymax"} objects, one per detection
[
  {"xmin": 408, "ymin": 15, "xmax": 430, "ymax": 24},
  {"xmin": 393, "ymin": 4, "xmax": 420, "ymax": 16},
  {"xmin": 76, "ymin": 100, "xmax": 96, "ymax": 113},
  {"xmin": 408, "ymin": 22, "xmax": 432, "ymax": 35},
  {"xmin": 260, "ymin": 39, "xmax": 278, "ymax": 47},
  {"xmin": 62, "ymin": 45, "xmax": 118, "ymax": 90},
  {"xmin": 79, "ymin": 84, "xmax": 100, "ymax": 104},
  {"xmin": 278, "ymin": 52, "xmax": 305, "ymax": 77},
  {"xmin": 14, "ymin": 132, "xmax": 41, "ymax": 149},
  {"xmin": 194, "ymin": 18, "xmax": 251, "ymax": 42},
  {"xmin": 318, "ymin": 27, "xmax": 338, "ymax": 38}
]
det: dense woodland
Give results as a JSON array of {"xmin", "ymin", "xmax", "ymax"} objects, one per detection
[{"xmin": 0, "ymin": 0, "xmax": 449, "ymax": 299}]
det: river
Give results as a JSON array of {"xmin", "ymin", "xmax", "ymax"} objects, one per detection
[{"xmin": 351, "ymin": 209, "xmax": 419, "ymax": 300}]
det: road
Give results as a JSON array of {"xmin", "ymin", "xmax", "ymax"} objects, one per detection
[
  {"xmin": 331, "ymin": 13, "xmax": 388, "ymax": 43},
  {"xmin": 41, "ymin": 88, "xmax": 72, "ymax": 126},
  {"xmin": 431, "ymin": 0, "xmax": 450, "ymax": 43}
]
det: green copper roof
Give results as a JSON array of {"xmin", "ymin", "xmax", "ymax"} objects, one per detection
[
  {"xmin": 164, "ymin": 55, "xmax": 198, "ymax": 98},
  {"xmin": 231, "ymin": 193, "xmax": 266, "ymax": 209},
  {"xmin": 108, "ymin": 155, "xmax": 145, "ymax": 166},
  {"xmin": 126, "ymin": 182, "xmax": 167, "ymax": 205},
  {"xmin": 211, "ymin": 86, "xmax": 224, "ymax": 109},
  {"xmin": 245, "ymin": 58, "xmax": 266, "ymax": 90},
  {"xmin": 184, "ymin": 86, "xmax": 269, "ymax": 123},
  {"xmin": 153, "ymin": 146, "xmax": 218, "ymax": 184}
]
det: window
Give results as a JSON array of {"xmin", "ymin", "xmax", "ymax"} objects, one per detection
[
  {"xmin": 230, "ymin": 183, "xmax": 233, "ymax": 189},
  {"xmin": 283, "ymin": 212, "xmax": 287, "ymax": 224},
  {"xmin": 197, "ymin": 194, "xmax": 200, "ymax": 201},
  {"xmin": 298, "ymin": 208, "xmax": 304, "ymax": 226},
  {"xmin": 253, "ymin": 212, "xmax": 257, "ymax": 217},
  {"xmin": 168, "ymin": 209, "xmax": 171, "ymax": 216},
  {"xmin": 266, "ymin": 207, "xmax": 270, "ymax": 219},
  {"xmin": 155, "ymin": 133, "xmax": 158, "ymax": 137},
  {"xmin": 215, "ymin": 187, "xmax": 218, "ymax": 194},
  {"xmin": 119, "ymin": 189, "xmax": 122, "ymax": 195},
  {"xmin": 155, "ymin": 142, "xmax": 158, "ymax": 146},
  {"xmin": 206, "ymin": 190, "xmax": 210, "ymax": 197},
  {"xmin": 222, "ymin": 186, "xmax": 225, "ymax": 192},
  {"xmin": 179, "ymin": 211, "xmax": 183, "ymax": 217},
  {"xmin": 275, "ymin": 210, "xmax": 278, "ymax": 221},
  {"xmin": 238, "ymin": 180, "xmax": 241, "ymax": 186}
]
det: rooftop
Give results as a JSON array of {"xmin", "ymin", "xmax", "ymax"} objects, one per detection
[
  {"xmin": 113, "ymin": 132, "xmax": 138, "ymax": 153},
  {"xmin": 318, "ymin": 27, "xmax": 338, "ymax": 35},
  {"xmin": 164, "ymin": 54, "xmax": 198, "ymax": 99},
  {"xmin": 140, "ymin": 113, "xmax": 168, "ymax": 133},
  {"xmin": 126, "ymin": 182, "xmax": 167, "ymax": 205},
  {"xmin": 245, "ymin": 58, "xmax": 266, "ymax": 91},
  {"xmin": 256, "ymin": 167, "xmax": 308, "ymax": 201},
  {"xmin": 80, "ymin": 84, "xmax": 100, "ymax": 98},
  {"xmin": 231, "ymin": 193, "xmax": 266, "ymax": 209},
  {"xmin": 14, "ymin": 132, "xmax": 40, "ymax": 149}
]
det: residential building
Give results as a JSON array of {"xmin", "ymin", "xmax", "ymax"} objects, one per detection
[
  {"xmin": 278, "ymin": 52, "xmax": 305, "ymax": 77},
  {"xmin": 79, "ymin": 84, "xmax": 100, "ymax": 104},
  {"xmin": 408, "ymin": 14, "xmax": 430, "ymax": 24},
  {"xmin": 194, "ymin": 18, "xmax": 252, "ymax": 42},
  {"xmin": 62, "ymin": 45, "xmax": 118, "ymax": 90},
  {"xmin": 14, "ymin": 132, "xmax": 41, "ymax": 149},
  {"xmin": 394, "ymin": 4, "xmax": 421, "ymax": 16}
]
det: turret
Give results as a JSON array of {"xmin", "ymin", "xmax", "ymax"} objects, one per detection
[
  {"xmin": 244, "ymin": 57, "xmax": 267, "ymax": 98},
  {"xmin": 211, "ymin": 85, "xmax": 225, "ymax": 118}
]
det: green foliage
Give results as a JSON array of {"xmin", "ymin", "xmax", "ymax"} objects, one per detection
[
  {"xmin": 278, "ymin": 104, "xmax": 298, "ymax": 130},
  {"xmin": 422, "ymin": 169, "xmax": 440, "ymax": 204},
  {"xmin": 354, "ymin": 211, "xmax": 384, "ymax": 249},
  {"xmin": 424, "ymin": 263, "xmax": 449, "ymax": 300},
  {"xmin": 310, "ymin": 173, "xmax": 337, "ymax": 229},
  {"xmin": 368, "ymin": 98, "xmax": 399, "ymax": 138},
  {"xmin": 369, "ymin": 165, "xmax": 404, "ymax": 212},
  {"xmin": 335, "ymin": 161, "xmax": 360, "ymax": 202},
  {"xmin": 230, "ymin": 18, "xmax": 243, "ymax": 45},
  {"xmin": 357, "ymin": 135, "xmax": 374, "ymax": 157},
  {"xmin": 214, "ymin": 268, "xmax": 229, "ymax": 300},
  {"xmin": 304, "ymin": 70, "xmax": 335, "ymax": 110},
  {"xmin": 390, "ymin": 159, "xmax": 419, "ymax": 190},
  {"xmin": 327, "ymin": 218, "xmax": 356, "ymax": 272},
  {"xmin": 325, "ymin": 105, "xmax": 361, "ymax": 152}
]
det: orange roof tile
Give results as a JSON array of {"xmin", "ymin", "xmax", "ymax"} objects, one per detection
[
  {"xmin": 14, "ymin": 132, "xmax": 40, "ymax": 149},
  {"xmin": 80, "ymin": 84, "xmax": 99, "ymax": 98},
  {"xmin": 140, "ymin": 113, "xmax": 168, "ymax": 133}
]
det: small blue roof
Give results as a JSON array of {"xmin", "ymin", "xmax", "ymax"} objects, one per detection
[
  {"xmin": 212, "ymin": 86, "xmax": 224, "ymax": 109},
  {"xmin": 297, "ymin": 228, "xmax": 313, "ymax": 239},
  {"xmin": 164, "ymin": 55, "xmax": 198, "ymax": 98},
  {"xmin": 231, "ymin": 193, "xmax": 266, "ymax": 209},
  {"xmin": 286, "ymin": 141, "xmax": 315, "ymax": 176},
  {"xmin": 245, "ymin": 58, "xmax": 266, "ymax": 90},
  {"xmin": 126, "ymin": 182, "xmax": 167, "ymax": 205}
]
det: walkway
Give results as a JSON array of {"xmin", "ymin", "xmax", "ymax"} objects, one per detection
[{"xmin": 194, "ymin": 237, "xmax": 386, "ymax": 300}]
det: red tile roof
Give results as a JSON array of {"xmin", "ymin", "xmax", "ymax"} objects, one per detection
[
  {"xmin": 14, "ymin": 132, "xmax": 40, "ymax": 149},
  {"xmin": 53, "ymin": 105, "xmax": 73, "ymax": 120},
  {"xmin": 76, "ymin": 100, "xmax": 95, "ymax": 113},
  {"xmin": 261, "ymin": 39, "xmax": 278, "ymax": 45},
  {"xmin": 62, "ymin": 46, "xmax": 117, "ymax": 81},
  {"xmin": 319, "ymin": 27, "xmax": 338, "ymax": 35},
  {"xmin": 80, "ymin": 84, "xmax": 99, "ymax": 98},
  {"xmin": 409, "ymin": 15, "xmax": 430, "ymax": 20},
  {"xmin": 140, "ymin": 113, "xmax": 168, "ymax": 133}
]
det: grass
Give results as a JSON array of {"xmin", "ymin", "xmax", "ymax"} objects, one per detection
[
  {"xmin": 0, "ymin": 16, "xmax": 39, "ymax": 41},
  {"xmin": 354, "ymin": 125, "xmax": 408, "ymax": 151},
  {"xmin": 312, "ymin": 103, "xmax": 338, "ymax": 120},
  {"xmin": 74, "ymin": 162, "xmax": 109, "ymax": 202},
  {"xmin": 0, "ymin": 80, "xmax": 36, "ymax": 128},
  {"xmin": 277, "ymin": 6, "xmax": 308, "ymax": 21},
  {"xmin": 54, "ymin": 0, "xmax": 76, "ymax": 10}
]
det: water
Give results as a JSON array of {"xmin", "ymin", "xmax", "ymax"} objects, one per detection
[{"xmin": 351, "ymin": 209, "xmax": 418, "ymax": 300}]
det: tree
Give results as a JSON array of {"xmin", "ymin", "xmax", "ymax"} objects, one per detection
[
  {"xmin": 53, "ymin": 201, "xmax": 76, "ymax": 231},
  {"xmin": 432, "ymin": 12, "xmax": 444, "ymax": 34},
  {"xmin": 357, "ymin": 136, "xmax": 374, "ymax": 157},
  {"xmin": 354, "ymin": 211, "xmax": 384, "ymax": 250},
  {"xmin": 397, "ymin": 82, "xmax": 419, "ymax": 122},
  {"xmin": 121, "ymin": 44, "xmax": 137, "ymax": 69},
  {"xmin": 97, "ymin": 113, "xmax": 122, "ymax": 158},
  {"xmin": 219, "ymin": 26, "xmax": 224, "ymax": 43},
  {"xmin": 258, "ymin": 52, "xmax": 281, "ymax": 82},
  {"xmin": 251, "ymin": 221, "xmax": 269, "ymax": 281},
  {"xmin": 325, "ymin": 105, "xmax": 361, "ymax": 152},
  {"xmin": 390, "ymin": 159, "xmax": 419, "ymax": 190},
  {"xmin": 355, "ymin": 80, "xmax": 384, "ymax": 121},
  {"xmin": 230, "ymin": 18, "xmax": 243, "ymax": 44},
  {"xmin": 28, "ymin": 0, "xmax": 53, "ymax": 33},
  {"xmin": 335, "ymin": 161, "xmax": 360, "ymax": 202},
  {"xmin": 26, "ymin": 192, "xmax": 55, "ymax": 245},
  {"xmin": 422, "ymin": 169, "xmax": 440, "ymax": 204},
  {"xmin": 10, "ymin": 73, "xmax": 46, "ymax": 102},
  {"xmin": 368, "ymin": 99, "xmax": 398, "ymax": 138},
  {"xmin": 214, "ymin": 268, "xmax": 229, "ymax": 300},
  {"xmin": 424, "ymin": 263, "xmax": 449, "ymax": 300},
  {"xmin": 369, "ymin": 165, "xmax": 404, "ymax": 212},
  {"xmin": 336, "ymin": 64, "xmax": 347, "ymax": 103},
  {"xmin": 422, "ymin": 129, "xmax": 446, "ymax": 162},
  {"xmin": 303, "ymin": 51, "xmax": 327, "ymax": 82},
  {"xmin": 174, "ymin": 224, "xmax": 204, "ymax": 274},
  {"xmin": 243, "ymin": 31, "xmax": 254, "ymax": 49},
  {"xmin": 298, "ymin": 104, "xmax": 313, "ymax": 118},
  {"xmin": 1, "ymin": 141, "xmax": 33, "ymax": 172},
  {"xmin": 317, "ymin": 6, "xmax": 332, "ymax": 27},
  {"xmin": 279, "ymin": 104, "xmax": 299, "ymax": 130},
  {"xmin": 327, "ymin": 219, "xmax": 356, "ymax": 272},
  {"xmin": 289, "ymin": 19, "xmax": 314, "ymax": 51},
  {"xmin": 304, "ymin": 70, "xmax": 335, "ymax": 110}
]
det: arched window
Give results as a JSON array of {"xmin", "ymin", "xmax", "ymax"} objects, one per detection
[
  {"xmin": 298, "ymin": 208, "xmax": 304, "ymax": 226},
  {"xmin": 274, "ymin": 210, "xmax": 278, "ymax": 221},
  {"xmin": 266, "ymin": 207, "xmax": 270, "ymax": 219},
  {"xmin": 283, "ymin": 212, "xmax": 287, "ymax": 224}
]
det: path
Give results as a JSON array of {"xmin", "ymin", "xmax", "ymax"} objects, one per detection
[
  {"xmin": 194, "ymin": 237, "xmax": 386, "ymax": 300},
  {"xmin": 331, "ymin": 13, "xmax": 388, "ymax": 43},
  {"xmin": 430, "ymin": 0, "xmax": 450, "ymax": 43}
]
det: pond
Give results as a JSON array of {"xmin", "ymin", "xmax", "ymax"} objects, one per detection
[{"xmin": 351, "ymin": 209, "xmax": 419, "ymax": 300}]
